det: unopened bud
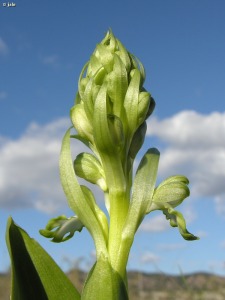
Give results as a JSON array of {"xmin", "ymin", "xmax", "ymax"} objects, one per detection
[{"xmin": 74, "ymin": 152, "xmax": 107, "ymax": 191}]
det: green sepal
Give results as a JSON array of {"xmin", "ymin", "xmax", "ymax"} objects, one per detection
[
  {"xmin": 6, "ymin": 217, "xmax": 80, "ymax": 300},
  {"xmin": 116, "ymin": 39, "xmax": 131, "ymax": 72},
  {"xmin": 129, "ymin": 54, "xmax": 145, "ymax": 88},
  {"xmin": 163, "ymin": 205, "xmax": 199, "ymax": 241},
  {"xmin": 70, "ymin": 104, "xmax": 93, "ymax": 143},
  {"xmin": 93, "ymin": 83, "xmax": 119, "ymax": 154},
  {"xmin": 74, "ymin": 152, "xmax": 107, "ymax": 191},
  {"xmin": 39, "ymin": 215, "xmax": 84, "ymax": 243},
  {"xmin": 124, "ymin": 69, "xmax": 141, "ymax": 137},
  {"xmin": 78, "ymin": 61, "xmax": 89, "ymax": 99},
  {"xmin": 107, "ymin": 114, "xmax": 125, "ymax": 152},
  {"xmin": 95, "ymin": 43, "xmax": 114, "ymax": 73},
  {"xmin": 137, "ymin": 91, "xmax": 150, "ymax": 126},
  {"xmin": 147, "ymin": 175, "xmax": 190, "ymax": 213},
  {"xmin": 145, "ymin": 96, "xmax": 156, "ymax": 120},
  {"xmin": 81, "ymin": 255, "xmax": 128, "ymax": 300},
  {"xmin": 101, "ymin": 29, "xmax": 117, "ymax": 53},
  {"xmin": 107, "ymin": 54, "xmax": 128, "ymax": 117},
  {"xmin": 82, "ymin": 78, "xmax": 95, "ymax": 121},
  {"xmin": 82, "ymin": 79, "xmax": 101, "ymax": 123},
  {"xmin": 128, "ymin": 121, "xmax": 147, "ymax": 161}
]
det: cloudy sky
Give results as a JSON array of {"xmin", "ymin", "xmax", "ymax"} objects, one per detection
[{"xmin": 1, "ymin": 0, "xmax": 225, "ymax": 276}]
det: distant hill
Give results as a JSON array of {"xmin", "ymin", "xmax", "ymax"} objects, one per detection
[{"xmin": 1, "ymin": 270, "xmax": 225, "ymax": 299}]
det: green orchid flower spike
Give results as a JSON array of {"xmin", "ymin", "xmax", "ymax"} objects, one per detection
[{"xmin": 40, "ymin": 30, "xmax": 199, "ymax": 299}]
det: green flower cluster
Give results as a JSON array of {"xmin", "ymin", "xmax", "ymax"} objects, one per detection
[
  {"xmin": 71, "ymin": 30, "xmax": 155, "ymax": 195},
  {"xmin": 40, "ymin": 30, "xmax": 198, "ymax": 299}
]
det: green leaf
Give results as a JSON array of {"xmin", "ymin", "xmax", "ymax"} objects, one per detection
[
  {"xmin": 6, "ymin": 217, "xmax": 80, "ymax": 300},
  {"xmin": 60, "ymin": 128, "xmax": 107, "ymax": 257},
  {"xmin": 123, "ymin": 148, "xmax": 160, "ymax": 238},
  {"xmin": 81, "ymin": 255, "xmax": 128, "ymax": 300}
]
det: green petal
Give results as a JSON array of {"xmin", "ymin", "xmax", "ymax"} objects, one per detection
[
  {"xmin": 163, "ymin": 206, "xmax": 199, "ymax": 241},
  {"xmin": 144, "ymin": 96, "xmax": 156, "ymax": 120},
  {"xmin": 130, "ymin": 53, "xmax": 146, "ymax": 86},
  {"xmin": 93, "ymin": 83, "xmax": 116, "ymax": 154},
  {"xmin": 123, "ymin": 69, "xmax": 141, "ymax": 137},
  {"xmin": 116, "ymin": 39, "xmax": 131, "ymax": 72},
  {"xmin": 107, "ymin": 114, "xmax": 124, "ymax": 152},
  {"xmin": 95, "ymin": 43, "xmax": 114, "ymax": 73},
  {"xmin": 74, "ymin": 152, "xmax": 107, "ymax": 191},
  {"xmin": 137, "ymin": 91, "xmax": 150, "ymax": 126},
  {"xmin": 107, "ymin": 54, "xmax": 128, "ymax": 117},
  {"xmin": 70, "ymin": 104, "xmax": 93, "ymax": 143},
  {"xmin": 78, "ymin": 61, "xmax": 89, "ymax": 99},
  {"xmin": 128, "ymin": 121, "xmax": 147, "ymax": 161},
  {"xmin": 39, "ymin": 215, "xmax": 84, "ymax": 243},
  {"xmin": 87, "ymin": 54, "xmax": 103, "ymax": 78},
  {"xmin": 149, "ymin": 175, "xmax": 190, "ymax": 211},
  {"xmin": 157, "ymin": 175, "xmax": 189, "ymax": 188},
  {"xmin": 82, "ymin": 79, "xmax": 95, "ymax": 122}
]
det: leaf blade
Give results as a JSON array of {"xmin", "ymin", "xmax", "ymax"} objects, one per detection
[{"xmin": 6, "ymin": 217, "xmax": 80, "ymax": 300}]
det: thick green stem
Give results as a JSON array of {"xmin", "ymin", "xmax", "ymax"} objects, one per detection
[
  {"xmin": 107, "ymin": 189, "xmax": 129, "ymax": 278},
  {"xmin": 99, "ymin": 153, "xmax": 130, "ymax": 279}
]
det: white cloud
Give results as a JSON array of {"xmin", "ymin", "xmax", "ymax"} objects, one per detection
[
  {"xmin": 140, "ymin": 214, "xmax": 170, "ymax": 232},
  {"xmin": 157, "ymin": 243, "xmax": 186, "ymax": 251},
  {"xmin": 140, "ymin": 251, "xmax": 160, "ymax": 264},
  {"xmin": 0, "ymin": 117, "xmax": 85, "ymax": 213},
  {"xmin": 147, "ymin": 110, "xmax": 225, "ymax": 215},
  {"xmin": 0, "ymin": 37, "xmax": 9, "ymax": 56},
  {"xmin": 140, "ymin": 205, "xmax": 196, "ymax": 235}
]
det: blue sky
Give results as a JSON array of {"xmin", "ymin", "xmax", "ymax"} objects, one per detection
[{"xmin": 1, "ymin": 0, "xmax": 225, "ymax": 276}]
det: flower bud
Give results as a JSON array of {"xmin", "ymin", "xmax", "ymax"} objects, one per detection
[
  {"xmin": 74, "ymin": 152, "xmax": 107, "ymax": 191},
  {"xmin": 70, "ymin": 104, "xmax": 93, "ymax": 143},
  {"xmin": 72, "ymin": 30, "xmax": 151, "ymax": 155},
  {"xmin": 147, "ymin": 175, "xmax": 190, "ymax": 213},
  {"xmin": 137, "ymin": 91, "xmax": 151, "ymax": 126},
  {"xmin": 107, "ymin": 114, "xmax": 124, "ymax": 151},
  {"xmin": 145, "ymin": 96, "xmax": 156, "ymax": 120},
  {"xmin": 128, "ymin": 121, "xmax": 147, "ymax": 160}
]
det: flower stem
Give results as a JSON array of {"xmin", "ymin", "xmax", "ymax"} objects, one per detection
[{"xmin": 108, "ymin": 189, "xmax": 129, "ymax": 279}]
